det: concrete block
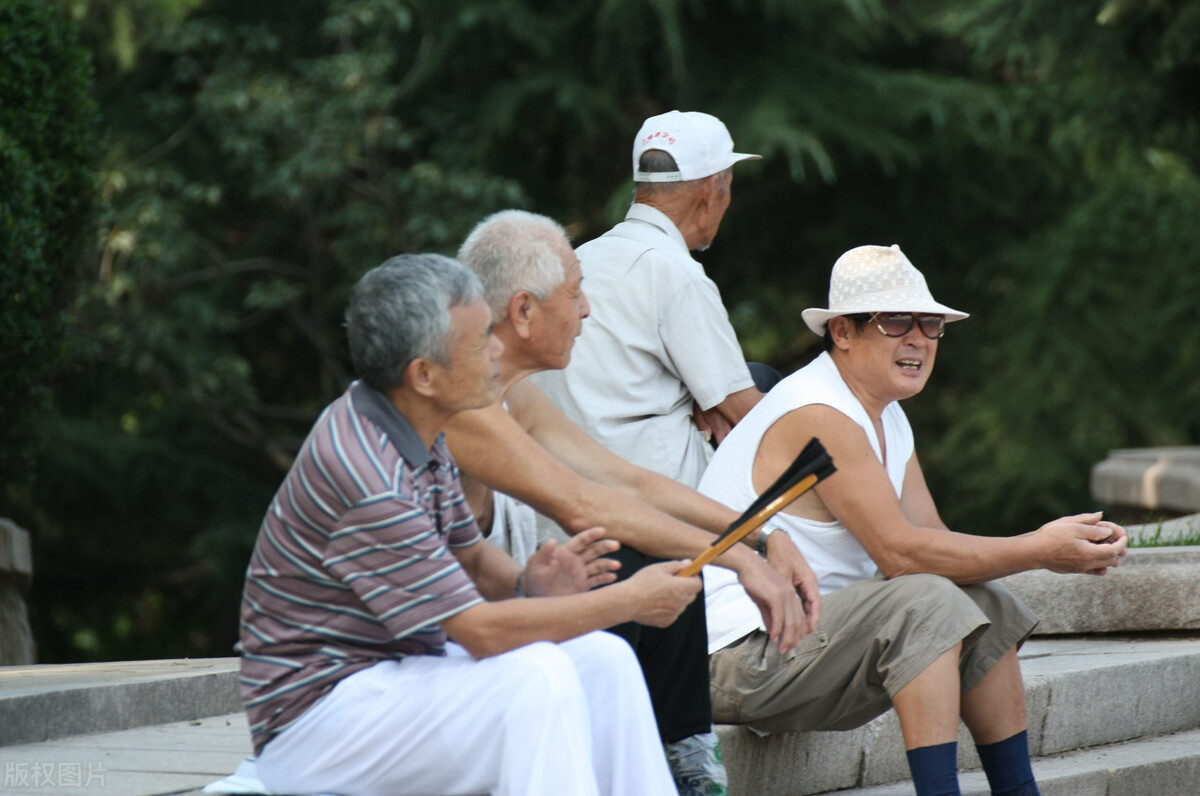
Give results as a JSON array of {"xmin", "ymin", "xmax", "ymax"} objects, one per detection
[
  {"xmin": 0, "ymin": 517, "xmax": 34, "ymax": 580},
  {"xmin": 1091, "ymin": 446, "xmax": 1200, "ymax": 512},
  {"xmin": 1000, "ymin": 547, "xmax": 1200, "ymax": 634}
]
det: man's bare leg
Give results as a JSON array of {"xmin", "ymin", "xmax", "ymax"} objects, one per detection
[
  {"xmin": 892, "ymin": 644, "xmax": 963, "ymax": 796},
  {"xmin": 960, "ymin": 646, "xmax": 1027, "ymax": 745},
  {"xmin": 961, "ymin": 646, "xmax": 1040, "ymax": 796},
  {"xmin": 893, "ymin": 643, "xmax": 962, "ymax": 749}
]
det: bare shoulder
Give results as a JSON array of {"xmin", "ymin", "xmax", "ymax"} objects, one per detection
[
  {"xmin": 502, "ymin": 379, "xmax": 550, "ymax": 430},
  {"xmin": 505, "ymin": 378, "xmax": 577, "ymax": 441},
  {"xmin": 752, "ymin": 404, "xmax": 872, "ymax": 510},
  {"xmin": 760, "ymin": 403, "xmax": 868, "ymax": 453}
]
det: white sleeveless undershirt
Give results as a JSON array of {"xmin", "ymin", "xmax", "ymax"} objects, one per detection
[{"xmin": 698, "ymin": 351, "xmax": 913, "ymax": 654}]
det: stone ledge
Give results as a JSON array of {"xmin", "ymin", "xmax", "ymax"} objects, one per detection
[
  {"xmin": 1091, "ymin": 446, "xmax": 1200, "ymax": 513},
  {"xmin": 0, "ymin": 658, "xmax": 240, "ymax": 747},
  {"xmin": 999, "ymin": 546, "xmax": 1200, "ymax": 634}
]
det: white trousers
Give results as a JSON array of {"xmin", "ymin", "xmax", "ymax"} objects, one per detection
[{"xmin": 256, "ymin": 631, "xmax": 675, "ymax": 796}]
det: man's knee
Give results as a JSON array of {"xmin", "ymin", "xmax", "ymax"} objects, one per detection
[
  {"xmin": 499, "ymin": 641, "xmax": 586, "ymax": 703},
  {"xmin": 563, "ymin": 630, "xmax": 642, "ymax": 684},
  {"xmin": 960, "ymin": 580, "xmax": 1028, "ymax": 621},
  {"xmin": 888, "ymin": 573, "xmax": 975, "ymax": 612},
  {"xmin": 567, "ymin": 629, "xmax": 638, "ymax": 666}
]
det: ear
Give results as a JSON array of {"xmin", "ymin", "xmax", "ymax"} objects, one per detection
[
  {"xmin": 507, "ymin": 290, "xmax": 537, "ymax": 340},
  {"xmin": 692, "ymin": 177, "xmax": 717, "ymax": 214},
  {"xmin": 828, "ymin": 317, "xmax": 855, "ymax": 349},
  {"xmin": 404, "ymin": 357, "xmax": 438, "ymax": 398}
]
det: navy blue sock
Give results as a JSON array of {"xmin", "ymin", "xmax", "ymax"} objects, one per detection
[
  {"xmin": 905, "ymin": 741, "xmax": 960, "ymax": 796},
  {"xmin": 976, "ymin": 730, "xmax": 1040, "ymax": 796}
]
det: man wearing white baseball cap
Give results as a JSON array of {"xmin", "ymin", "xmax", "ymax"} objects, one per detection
[
  {"xmin": 533, "ymin": 109, "xmax": 764, "ymax": 485},
  {"xmin": 531, "ymin": 109, "xmax": 767, "ymax": 795},
  {"xmin": 698, "ymin": 244, "xmax": 1129, "ymax": 796}
]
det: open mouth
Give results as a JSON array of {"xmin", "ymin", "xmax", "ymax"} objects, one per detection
[{"xmin": 896, "ymin": 358, "xmax": 923, "ymax": 372}]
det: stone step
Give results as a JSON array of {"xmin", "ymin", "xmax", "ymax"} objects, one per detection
[
  {"xmin": 839, "ymin": 726, "xmax": 1200, "ymax": 796},
  {"xmin": 0, "ymin": 658, "xmax": 240, "ymax": 747},
  {"xmin": 718, "ymin": 636, "xmax": 1200, "ymax": 795},
  {"xmin": 0, "ymin": 712, "xmax": 250, "ymax": 796},
  {"xmin": 999, "ymin": 547, "xmax": 1200, "ymax": 634}
]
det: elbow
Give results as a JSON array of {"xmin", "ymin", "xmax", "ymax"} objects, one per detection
[
  {"xmin": 449, "ymin": 623, "xmax": 509, "ymax": 659},
  {"xmin": 443, "ymin": 604, "xmax": 515, "ymax": 659},
  {"xmin": 560, "ymin": 487, "xmax": 621, "ymax": 537},
  {"xmin": 873, "ymin": 548, "xmax": 921, "ymax": 580}
]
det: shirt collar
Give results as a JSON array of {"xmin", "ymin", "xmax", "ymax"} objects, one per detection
[
  {"xmin": 624, "ymin": 203, "xmax": 690, "ymax": 255},
  {"xmin": 351, "ymin": 381, "xmax": 438, "ymax": 467}
]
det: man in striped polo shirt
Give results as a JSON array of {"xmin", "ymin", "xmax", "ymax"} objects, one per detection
[{"xmin": 238, "ymin": 253, "xmax": 700, "ymax": 796}]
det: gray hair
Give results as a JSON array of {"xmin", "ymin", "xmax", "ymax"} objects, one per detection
[
  {"xmin": 345, "ymin": 253, "xmax": 483, "ymax": 390},
  {"xmin": 457, "ymin": 210, "xmax": 570, "ymax": 319},
  {"xmin": 634, "ymin": 150, "xmax": 729, "ymax": 200}
]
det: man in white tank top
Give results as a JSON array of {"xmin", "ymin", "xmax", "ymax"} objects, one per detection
[{"xmin": 700, "ymin": 245, "xmax": 1128, "ymax": 796}]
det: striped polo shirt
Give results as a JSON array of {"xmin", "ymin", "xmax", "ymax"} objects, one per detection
[{"xmin": 238, "ymin": 381, "xmax": 484, "ymax": 755}]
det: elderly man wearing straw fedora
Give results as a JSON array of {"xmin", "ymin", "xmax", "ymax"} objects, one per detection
[
  {"xmin": 698, "ymin": 245, "xmax": 1128, "ymax": 796},
  {"xmin": 532, "ymin": 109, "xmax": 766, "ymax": 489}
]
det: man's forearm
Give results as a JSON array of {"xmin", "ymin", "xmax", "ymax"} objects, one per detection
[
  {"xmin": 624, "ymin": 467, "xmax": 741, "ymax": 536},
  {"xmin": 453, "ymin": 538, "xmax": 523, "ymax": 601}
]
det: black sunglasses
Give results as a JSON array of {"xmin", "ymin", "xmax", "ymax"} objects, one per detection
[{"xmin": 870, "ymin": 312, "xmax": 945, "ymax": 339}]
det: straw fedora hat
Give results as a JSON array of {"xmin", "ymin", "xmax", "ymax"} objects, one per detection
[{"xmin": 801, "ymin": 244, "xmax": 969, "ymax": 336}]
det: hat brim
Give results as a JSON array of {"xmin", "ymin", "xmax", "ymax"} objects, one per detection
[{"xmin": 801, "ymin": 304, "xmax": 969, "ymax": 336}]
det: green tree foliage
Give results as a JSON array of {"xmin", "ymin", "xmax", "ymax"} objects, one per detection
[
  {"xmin": 915, "ymin": 0, "xmax": 1200, "ymax": 529},
  {"xmin": 15, "ymin": 0, "xmax": 1200, "ymax": 661},
  {"xmin": 28, "ymin": 0, "xmax": 1002, "ymax": 662},
  {"xmin": 0, "ymin": 0, "xmax": 96, "ymax": 492}
]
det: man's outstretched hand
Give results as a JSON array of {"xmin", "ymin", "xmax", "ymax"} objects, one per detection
[{"xmin": 523, "ymin": 526, "xmax": 621, "ymax": 597}]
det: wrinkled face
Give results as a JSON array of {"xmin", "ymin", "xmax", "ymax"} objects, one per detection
[
  {"xmin": 530, "ymin": 239, "xmax": 590, "ymax": 370},
  {"xmin": 835, "ymin": 312, "xmax": 938, "ymax": 404},
  {"xmin": 428, "ymin": 298, "xmax": 504, "ymax": 412}
]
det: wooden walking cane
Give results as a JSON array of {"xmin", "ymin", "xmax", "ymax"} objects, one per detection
[{"xmin": 678, "ymin": 437, "xmax": 836, "ymax": 577}]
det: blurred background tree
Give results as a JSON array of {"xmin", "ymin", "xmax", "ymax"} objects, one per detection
[
  {"xmin": 3, "ymin": 0, "xmax": 1197, "ymax": 662},
  {"xmin": 1, "ymin": 0, "xmax": 96, "ymax": 499}
]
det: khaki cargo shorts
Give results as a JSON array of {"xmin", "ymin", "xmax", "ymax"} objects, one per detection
[{"xmin": 709, "ymin": 573, "xmax": 1037, "ymax": 734}]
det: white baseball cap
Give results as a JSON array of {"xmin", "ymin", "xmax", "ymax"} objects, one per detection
[
  {"xmin": 632, "ymin": 110, "xmax": 761, "ymax": 183},
  {"xmin": 801, "ymin": 244, "xmax": 970, "ymax": 336}
]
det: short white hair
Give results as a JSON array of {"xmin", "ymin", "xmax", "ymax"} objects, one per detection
[{"xmin": 457, "ymin": 210, "xmax": 570, "ymax": 319}]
